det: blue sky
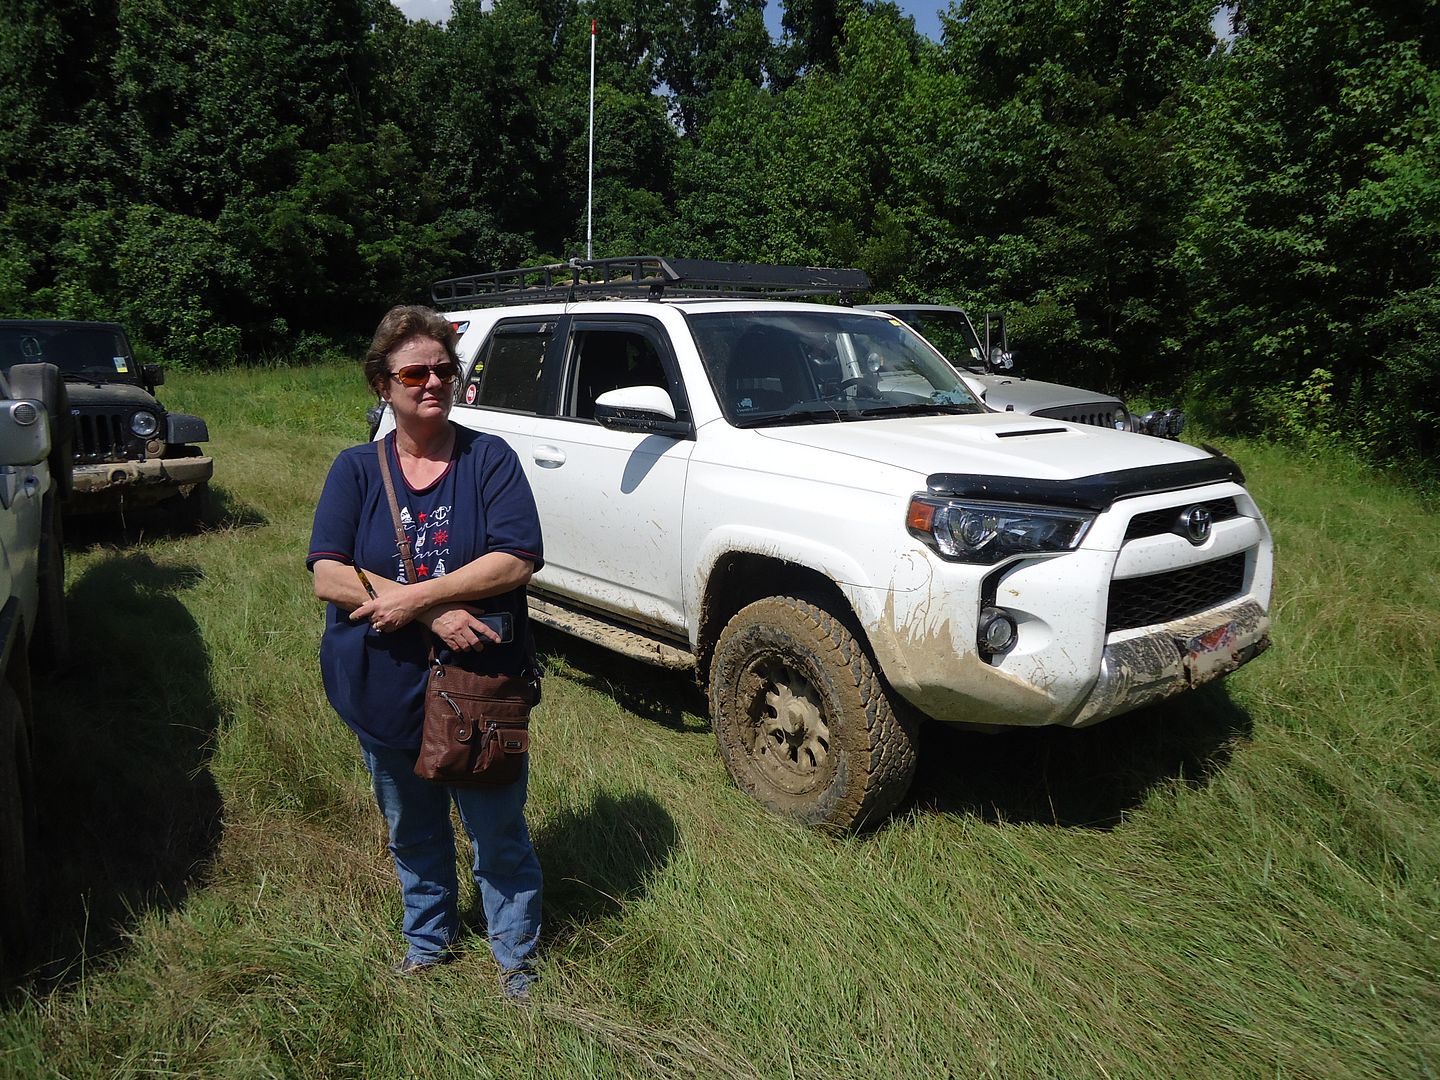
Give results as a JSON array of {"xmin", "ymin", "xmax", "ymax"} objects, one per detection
[{"xmin": 391, "ymin": 1, "xmax": 1226, "ymax": 46}]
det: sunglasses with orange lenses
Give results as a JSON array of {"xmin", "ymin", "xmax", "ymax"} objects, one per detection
[{"xmin": 389, "ymin": 362, "xmax": 461, "ymax": 387}]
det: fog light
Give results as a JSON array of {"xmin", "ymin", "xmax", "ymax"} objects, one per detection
[{"xmin": 977, "ymin": 606, "xmax": 1018, "ymax": 656}]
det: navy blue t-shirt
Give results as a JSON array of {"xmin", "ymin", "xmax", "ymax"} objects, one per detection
[{"xmin": 306, "ymin": 427, "xmax": 544, "ymax": 750}]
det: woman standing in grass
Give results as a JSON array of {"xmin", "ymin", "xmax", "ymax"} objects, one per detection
[{"xmin": 306, "ymin": 305, "xmax": 544, "ymax": 998}]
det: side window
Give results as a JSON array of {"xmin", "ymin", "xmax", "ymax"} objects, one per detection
[
  {"xmin": 564, "ymin": 328, "xmax": 673, "ymax": 421},
  {"xmin": 465, "ymin": 324, "xmax": 551, "ymax": 414}
]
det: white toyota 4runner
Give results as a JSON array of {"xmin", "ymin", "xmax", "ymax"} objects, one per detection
[{"xmin": 381, "ymin": 258, "xmax": 1274, "ymax": 830}]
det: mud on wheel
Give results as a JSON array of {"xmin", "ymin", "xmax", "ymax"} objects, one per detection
[{"xmin": 708, "ymin": 595, "xmax": 917, "ymax": 831}]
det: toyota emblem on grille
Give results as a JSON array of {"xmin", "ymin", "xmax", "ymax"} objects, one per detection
[{"xmin": 1182, "ymin": 505, "xmax": 1213, "ymax": 545}]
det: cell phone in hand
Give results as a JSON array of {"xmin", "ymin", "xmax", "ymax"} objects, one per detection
[{"xmin": 478, "ymin": 611, "xmax": 514, "ymax": 643}]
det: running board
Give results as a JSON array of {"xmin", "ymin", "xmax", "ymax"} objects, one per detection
[{"xmin": 528, "ymin": 594, "xmax": 696, "ymax": 671}]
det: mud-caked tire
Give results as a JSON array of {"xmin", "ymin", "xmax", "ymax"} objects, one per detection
[
  {"xmin": 0, "ymin": 682, "xmax": 31, "ymax": 975},
  {"xmin": 708, "ymin": 595, "xmax": 917, "ymax": 831}
]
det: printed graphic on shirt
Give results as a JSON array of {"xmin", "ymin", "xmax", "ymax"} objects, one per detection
[{"xmin": 395, "ymin": 503, "xmax": 453, "ymax": 583}]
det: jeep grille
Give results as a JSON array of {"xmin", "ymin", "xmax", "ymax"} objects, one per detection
[
  {"xmin": 1105, "ymin": 553, "xmax": 1247, "ymax": 634},
  {"xmin": 1033, "ymin": 404, "xmax": 1123, "ymax": 429},
  {"xmin": 74, "ymin": 409, "xmax": 141, "ymax": 461}
]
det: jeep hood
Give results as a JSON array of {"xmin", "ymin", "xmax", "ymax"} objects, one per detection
[
  {"xmin": 65, "ymin": 382, "xmax": 157, "ymax": 409},
  {"xmin": 751, "ymin": 412, "xmax": 1203, "ymax": 481},
  {"xmin": 960, "ymin": 374, "xmax": 1122, "ymax": 414}
]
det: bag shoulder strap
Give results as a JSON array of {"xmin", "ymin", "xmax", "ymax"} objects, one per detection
[
  {"xmin": 376, "ymin": 437, "xmax": 439, "ymax": 666},
  {"xmin": 375, "ymin": 436, "xmax": 418, "ymax": 583}
]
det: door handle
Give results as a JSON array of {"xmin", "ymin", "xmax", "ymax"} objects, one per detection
[{"xmin": 532, "ymin": 445, "xmax": 566, "ymax": 468}]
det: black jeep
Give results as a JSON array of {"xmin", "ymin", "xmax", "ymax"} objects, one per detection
[{"xmin": 0, "ymin": 320, "xmax": 212, "ymax": 516}]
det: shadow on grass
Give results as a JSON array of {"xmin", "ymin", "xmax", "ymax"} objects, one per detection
[
  {"xmin": 905, "ymin": 682, "xmax": 1255, "ymax": 829},
  {"xmin": 62, "ymin": 481, "xmax": 266, "ymax": 546},
  {"xmin": 10, "ymin": 552, "xmax": 223, "ymax": 998},
  {"xmin": 529, "ymin": 791, "xmax": 679, "ymax": 942},
  {"xmin": 532, "ymin": 625, "xmax": 710, "ymax": 735}
]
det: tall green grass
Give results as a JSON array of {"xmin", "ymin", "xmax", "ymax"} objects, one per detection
[{"xmin": 0, "ymin": 363, "xmax": 1435, "ymax": 1078}]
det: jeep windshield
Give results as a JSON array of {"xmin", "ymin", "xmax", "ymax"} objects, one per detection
[
  {"xmin": 688, "ymin": 310, "xmax": 983, "ymax": 427},
  {"xmin": 0, "ymin": 324, "xmax": 139, "ymax": 383},
  {"xmin": 875, "ymin": 308, "xmax": 990, "ymax": 375}
]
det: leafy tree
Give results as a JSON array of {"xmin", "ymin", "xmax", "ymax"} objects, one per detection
[
  {"xmin": 917, "ymin": 0, "xmax": 1217, "ymax": 390},
  {"xmin": 1178, "ymin": 0, "xmax": 1440, "ymax": 468}
]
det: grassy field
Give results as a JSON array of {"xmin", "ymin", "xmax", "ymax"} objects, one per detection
[{"xmin": 0, "ymin": 361, "xmax": 1436, "ymax": 1079}]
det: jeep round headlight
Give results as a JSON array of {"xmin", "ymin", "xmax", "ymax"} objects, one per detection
[
  {"xmin": 1113, "ymin": 406, "xmax": 1131, "ymax": 432},
  {"xmin": 130, "ymin": 411, "xmax": 159, "ymax": 438},
  {"xmin": 906, "ymin": 497, "xmax": 1095, "ymax": 564}
]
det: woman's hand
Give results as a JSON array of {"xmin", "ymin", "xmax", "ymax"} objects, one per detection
[
  {"xmin": 425, "ymin": 604, "xmax": 505, "ymax": 652},
  {"xmin": 350, "ymin": 586, "xmax": 429, "ymax": 633}
]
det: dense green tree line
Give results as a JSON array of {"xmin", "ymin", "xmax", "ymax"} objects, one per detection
[{"xmin": 1, "ymin": 0, "xmax": 1436, "ymax": 476}]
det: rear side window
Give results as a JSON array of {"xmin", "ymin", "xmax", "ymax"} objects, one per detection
[{"xmin": 463, "ymin": 322, "xmax": 552, "ymax": 414}]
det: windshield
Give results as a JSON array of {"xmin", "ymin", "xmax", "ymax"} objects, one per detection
[
  {"xmin": 0, "ymin": 325, "xmax": 138, "ymax": 382},
  {"xmin": 882, "ymin": 309, "xmax": 987, "ymax": 374},
  {"xmin": 688, "ymin": 310, "xmax": 983, "ymax": 427}
]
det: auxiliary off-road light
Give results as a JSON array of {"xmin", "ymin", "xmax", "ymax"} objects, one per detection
[
  {"xmin": 907, "ymin": 497, "xmax": 1095, "ymax": 564},
  {"xmin": 977, "ymin": 607, "xmax": 1018, "ymax": 655},
  {"xmin": 130, "ymin": 411, "xmax": 159, "ymax": 438}
]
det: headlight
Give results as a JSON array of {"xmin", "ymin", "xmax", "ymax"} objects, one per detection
[
  {"xmin": 1113, "ymin": 406, "xmax": 1131, "ymax": 432},
  {"xmin": 906, "ymin": 498, "xmax": 1095, "ymax": 564},
  {"xmin": 1165, "ymin": 408, "xmax": 1186, "ymax": 437},
  {"xmin": 130, "ymin": 411, "xmax": 160, "ymax": 437}
]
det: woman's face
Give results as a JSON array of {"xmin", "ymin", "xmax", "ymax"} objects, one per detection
[{"xmin": 382, "ymin": 335, "xmax": 455, "ymax": 428}]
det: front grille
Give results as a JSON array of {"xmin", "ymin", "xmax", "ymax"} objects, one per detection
[
  {"xmin": 74, "ymin": 409, "xmax": 140, "ymax": 461},
  {"xmin": 1034, "ymin": 404, "xmax": 1121, "ymax": 429},
  {"xmin": 1124, "ymin": 498, "xmax": 1239, "ymax": 542},
  {"xmin": 1106, "ymin": 552, "xmax": 1246, "ymax": 634}
]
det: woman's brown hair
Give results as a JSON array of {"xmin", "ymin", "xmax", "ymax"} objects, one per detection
[{"xmin": 363, "ymin": 306, "xmax": 460, "ymax": 396}]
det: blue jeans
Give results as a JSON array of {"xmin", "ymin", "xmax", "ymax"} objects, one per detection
[{"xmin": 360, "ymin": 743, "xmax": 542, "ymax": 978}]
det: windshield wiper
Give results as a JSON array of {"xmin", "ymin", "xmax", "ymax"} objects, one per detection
[
  {"xmin": 733, "ymin": 407, "xmax": 848, "ymax": 429},
  {"xmin": 855, "ymin": 403, "xmax": 979, "ymax": 418}
]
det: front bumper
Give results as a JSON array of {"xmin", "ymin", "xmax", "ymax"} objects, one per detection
[
  {"xmin": 69, "ymin": 455, "xmax": 213, "ymax": 512},
  {"xmin": 1068, "ymin": 597, "xmax": 1270, "ymax": 727}
]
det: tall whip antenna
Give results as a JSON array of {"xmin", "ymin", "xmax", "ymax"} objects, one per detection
[{"xmin": 587, "ymin": 17, "xmax": 596, "ymax": 260}]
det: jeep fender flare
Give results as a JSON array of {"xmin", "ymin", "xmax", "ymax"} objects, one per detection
[{"xmin": 5, "ymin": 363, "xmax": 72, "ymax": 500}]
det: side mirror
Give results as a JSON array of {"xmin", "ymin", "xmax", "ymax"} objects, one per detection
[
  {"xmin": 144, "ymin": 363, "xmax": 165, "ymax": 387},
  {"xmin": 592, "ymin": 385, "xmax": 689, "ymax": 437}
]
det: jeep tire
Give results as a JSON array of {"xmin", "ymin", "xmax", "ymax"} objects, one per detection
[{"xmin": 709, "ymin": 596, "xmax": 917, "ymax": 831}]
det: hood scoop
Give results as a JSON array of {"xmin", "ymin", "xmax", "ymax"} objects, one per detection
[{"xmin": 994, "ymin": 424, "xmax": 1070, "ymax": 438}]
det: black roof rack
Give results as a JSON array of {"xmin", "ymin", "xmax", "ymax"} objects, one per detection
[{"xmin": 430, "ymin": 256, "xmax": 870, "ymax": 309}]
